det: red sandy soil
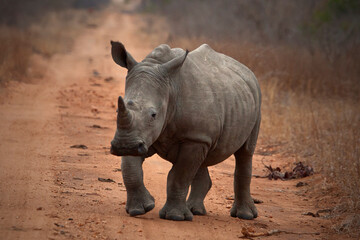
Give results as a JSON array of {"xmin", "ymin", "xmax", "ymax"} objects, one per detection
[{"xmin": 0, "ymin": 10, "xmax": 351, "ymax": 240}]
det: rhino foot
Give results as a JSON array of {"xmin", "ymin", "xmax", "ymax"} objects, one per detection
[
  {"xmin": 159, "ymin": 202, "xmax": 193, "ymax": 221},
  {"xmin": 187, "ymin": 200, "xmax": 207, "ymax": 215},
  {"xmin": 125, "ymin": 188, "xmax": 155, "ymax": 217},
  {"xmin": 230, "ymin": 199, "xmax": 258, "ymax": 220}
]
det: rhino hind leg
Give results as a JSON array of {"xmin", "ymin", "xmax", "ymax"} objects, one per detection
[
  {"xmin": 186, "ymin": 166, "xmax": 212, "ymax": 215},
  {"xmin": 231, "ymin": 117, "xmax": 260, "ymax": 220}
]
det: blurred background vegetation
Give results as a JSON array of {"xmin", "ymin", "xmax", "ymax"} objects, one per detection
[
  {"xmin": 0, "ymin": 0, "xmax": 359, "ymax": 236},
  {"xmin": 0, "ymin": 0, "xmax": 108, "ymax": 83}
]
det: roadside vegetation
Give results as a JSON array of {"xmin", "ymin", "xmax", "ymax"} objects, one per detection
[{"xmin": 143, "ymin": 0, "xmax": 360, "ymax": 236}]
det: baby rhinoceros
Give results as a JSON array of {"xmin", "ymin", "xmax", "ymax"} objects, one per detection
[{"xmin": 110, "ymin": 41, "xmax": 261, "ymax": 221}]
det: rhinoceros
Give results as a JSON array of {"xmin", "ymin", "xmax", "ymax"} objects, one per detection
[{"xmin": 110, "ymin": 41, "xmax": 261, "ymax": 221}]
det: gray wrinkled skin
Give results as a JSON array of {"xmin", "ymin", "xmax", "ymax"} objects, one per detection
[{"xmin": 110, "ymin": 41, "xmax": 261, "ymax": 221}]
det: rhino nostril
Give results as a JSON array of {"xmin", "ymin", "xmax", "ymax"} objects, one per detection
[{"xmin": 137, "ymin": 142, "xmax": 147, "ymax": 155}]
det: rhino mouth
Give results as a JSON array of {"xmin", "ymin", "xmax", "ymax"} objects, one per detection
[{"xmin": 110, "ymin": 141, "xmax": 148, "ymax": 156}]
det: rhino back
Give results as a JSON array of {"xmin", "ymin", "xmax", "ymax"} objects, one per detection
[{"xmin": 172, "ymin": 44, "xmax": 261, "ymax": 165}]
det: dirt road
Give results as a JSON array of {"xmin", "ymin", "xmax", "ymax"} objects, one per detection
[{"xmin": 0, "ymin": 10, "xmax": 339, "ymax": 240}]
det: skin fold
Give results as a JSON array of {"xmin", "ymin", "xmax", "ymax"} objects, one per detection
[{"xmin": 110, "ymin": 41, "xmax": 261, "ymax": 221}]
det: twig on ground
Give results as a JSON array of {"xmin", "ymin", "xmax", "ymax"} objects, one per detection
[{"xmin": 239, "ymin": 227, "xmax": 320, "ymax": 239}]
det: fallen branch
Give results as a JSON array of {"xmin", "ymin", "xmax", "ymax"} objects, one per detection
[
  {"xmin": 239, "ymin": 227, "xmax": 320, "ymax": 239},
  {"xmin": 259, "ymin": 160, "xmax": 314, "ymax": 180}
]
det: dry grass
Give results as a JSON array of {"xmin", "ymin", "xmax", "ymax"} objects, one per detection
[
  {"xmin": 259, "ymin": 59, "xmax": 359, "ymax": 236},
  {"xmin": 168, "ymin": 37, "xmax": 360, "ymax": 236}
]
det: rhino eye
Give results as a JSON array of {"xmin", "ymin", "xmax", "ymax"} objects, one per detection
[{"xmin": 149, "ymin": 109, "xmax": 157, "ymax": 121}]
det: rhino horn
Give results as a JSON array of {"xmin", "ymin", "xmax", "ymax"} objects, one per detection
[
  {"xmin": 161, "ymin": 50, "xmax": 189, "ymax": 75},
  {"xmin": 117, "ymin": 96, "xmax": 132, "ymax": 128}
]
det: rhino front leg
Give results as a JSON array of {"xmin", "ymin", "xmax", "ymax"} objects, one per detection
[
  {"xmin": 186, "ymin": 166, "xmax": 212, "ymax": 215},
  {"xmin": 160, "ymin": 143, "xmax": 207, "ymax": 221},
  {"xmin": 121, "ymin": 156, "xmax": 155, "ymax": 216}
]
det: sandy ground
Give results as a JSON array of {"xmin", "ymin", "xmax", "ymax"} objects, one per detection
[{"xmin": 0, "ymin": 9, "xmax": 348, "ymax": 240}]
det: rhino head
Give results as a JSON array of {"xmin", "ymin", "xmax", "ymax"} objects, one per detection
[{"xmin": 110, "ymin": 41, "xmax": 188, "ymax": 157}]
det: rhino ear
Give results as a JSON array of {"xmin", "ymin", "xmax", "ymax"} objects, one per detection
[
  {"xmin": 111, "ymin": 41, "xmax": 138, "ymax": 70},
  {"xmin": 160, "ymin": 50, "xmax": 189, "ymax": 76}
]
